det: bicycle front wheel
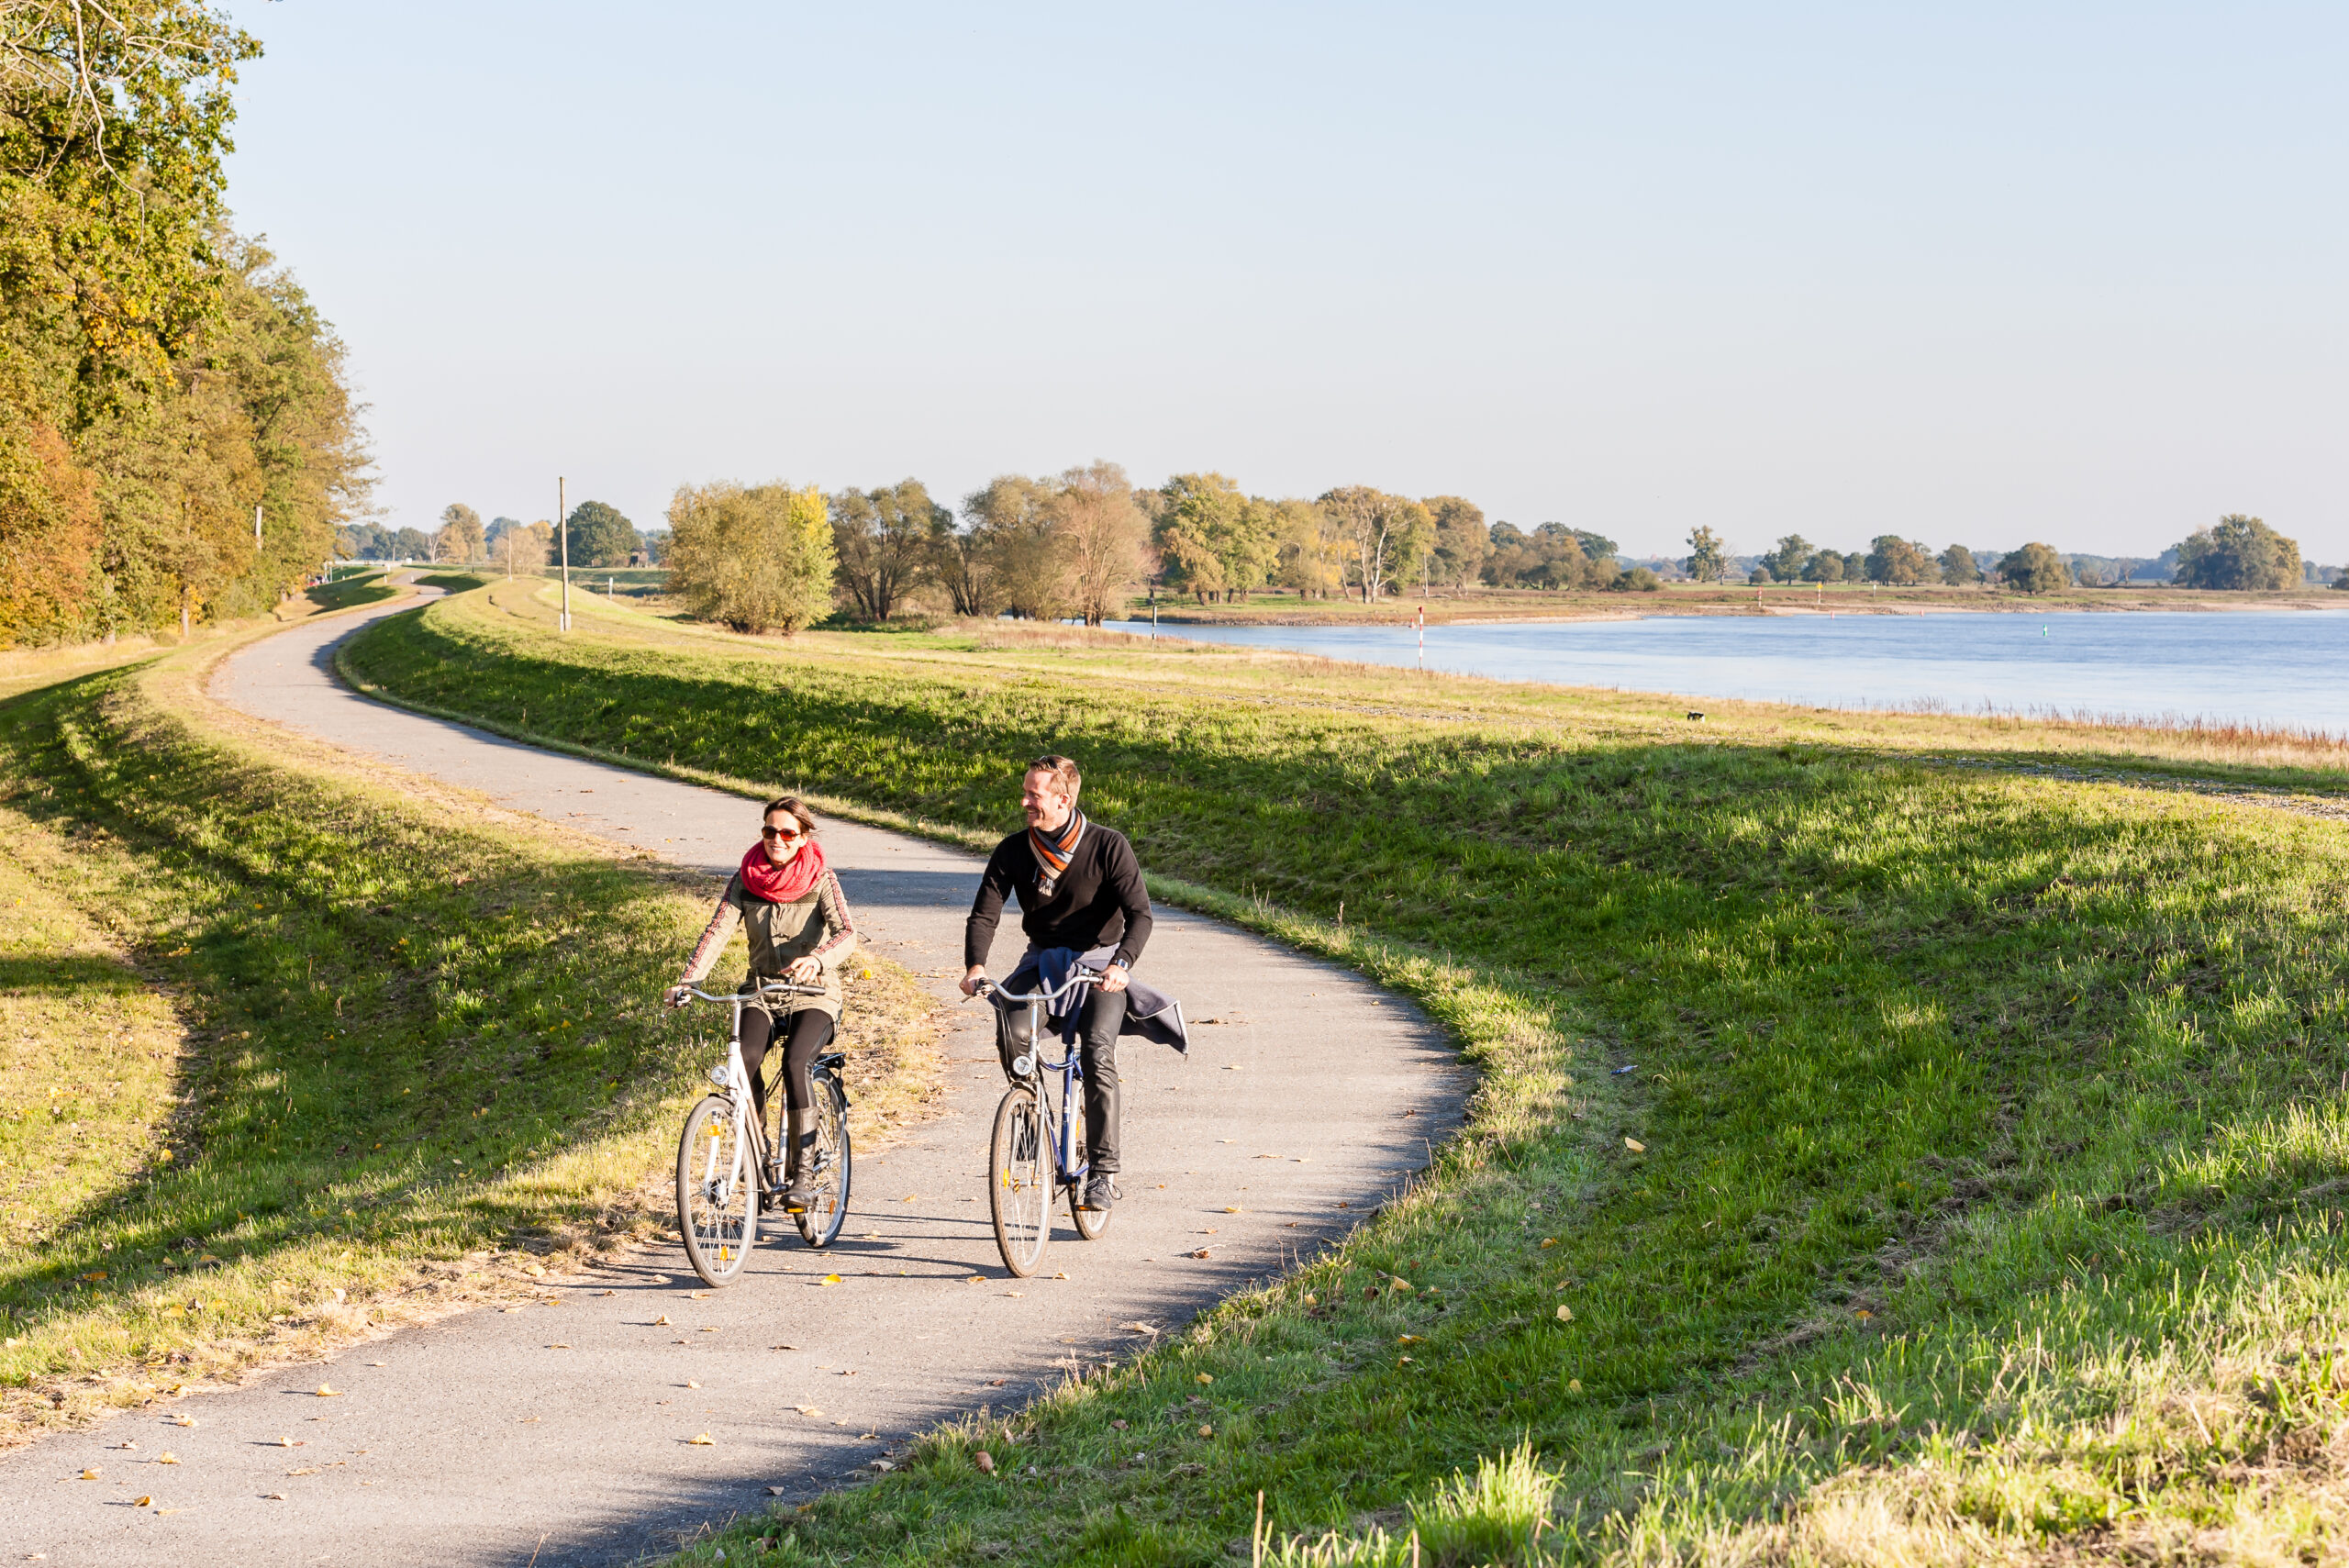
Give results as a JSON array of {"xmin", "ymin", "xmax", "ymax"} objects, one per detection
[
  {"xmin": 989, "ymin": 1084, "xmax": 1050, "ymax": 1277},
  {"xmin": 677, "ymin": 1095, "xmax": 755, "ymax": 1287},
  {"xmin": 796, "ymin": 1073, "xmax": 852, "ymax": 1249}
]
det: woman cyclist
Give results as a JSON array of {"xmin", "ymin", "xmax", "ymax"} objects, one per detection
[{"xmin": 666, "ymin": 796, "xmax": 857, "ymax": 1212}]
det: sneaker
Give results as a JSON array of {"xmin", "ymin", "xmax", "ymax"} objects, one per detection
[{"xmin": 1078, "ymin": 1175, "xmax": 1119, "ymax": 1212}]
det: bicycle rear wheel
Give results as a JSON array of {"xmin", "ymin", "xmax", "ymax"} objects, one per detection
[
  {"xmin": 796, "ymin": 1073, "xmax": 852, "ymax": 1248},
  {"xmin": 677, "ymin": 1095, "xmax": 755, "ymax": 1286},
  {"xmin": 989, "ymin": 1084, "xmax": 1050, "ymax": 1277},
  {"xmin": 1067, "ymin": 1112, "xmax": 1110, "ymax": 1240}
]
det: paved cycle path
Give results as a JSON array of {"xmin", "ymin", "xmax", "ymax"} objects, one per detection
[{"xmin": 3, "ymin": 594, "xmax": 1464, "ymax": 1567}]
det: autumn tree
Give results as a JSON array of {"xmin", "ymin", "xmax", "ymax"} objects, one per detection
[
  {"xmin": 1423, "ymin": 495, "xmax": 1489, "ymax": 587},
  {"xmin": 1319, "ymin": 485, "xmax": 1431, "ymax": 604},
  {"xmin": 433, "ymin": 503, "xmax": 484, "ymax": 563},
  {"xmin": 829, "ymin": 480, "xmax": 941, "ymax": 620},
  {"xmin": 1939, "ymin": 544, "xmax": 1980, "ymax": 584},
  {"xmin": 1273, "ymin": 498, "xmax": 1344, "ymax": 598},
  {"xmin": 666, "ymin": 482, "xmax": 835, "ymax": 634},
  {"xmin": 2175, "ymin": 514, "xmax": 2301, "ymax": 592},
  {"xmin": 2000, "ymin": 540, "xmax": 2071, "ymax": 594},
  {"xmin": 1683, "ymin": 526, "xmax": 1728, "ymax": 584},
  {"xmin": 1054, "ymin": 461, "xmax": 1147, "ymax": 626},
  {"xmin": 1864, "ymin": 535, "xmax": 1935, "ymax": 585}
]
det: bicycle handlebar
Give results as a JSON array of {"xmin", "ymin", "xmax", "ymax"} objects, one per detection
[
  {"xmin": 968, "ymin": 965, "xmax": 1103, "ymax": 1006},
  {"xmin": 670, "ymin": 980, "xmax": 828, "ymax": 1006}
]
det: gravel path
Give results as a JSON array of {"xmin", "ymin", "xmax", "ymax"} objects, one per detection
[{"xmin": 2, "ymin": 595, "xmax": 1464, "ymax": 1567}]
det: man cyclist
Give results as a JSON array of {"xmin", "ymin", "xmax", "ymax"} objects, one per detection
[{"xmin": 961, "ymin": 753, "xmax": 1151, "ymax": 1214}]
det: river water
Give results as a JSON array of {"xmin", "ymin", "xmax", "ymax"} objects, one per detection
[{"xmin": 1102, "ymin": 608, "xmax": 2349, "ymax": 736}]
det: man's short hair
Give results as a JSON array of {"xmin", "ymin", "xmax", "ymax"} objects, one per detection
[{"xmin": 1025, "ymin": 754, "xmax": 1081, "ymax": 801}]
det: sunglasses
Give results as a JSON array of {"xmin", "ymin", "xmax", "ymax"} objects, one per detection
[{"xmin": 761, "ymin": 825, "xmax": 805, "ymax": 841}]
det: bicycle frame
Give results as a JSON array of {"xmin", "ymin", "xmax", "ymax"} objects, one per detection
[
  {"xmin": 981, "ymin": 967, "xmax": 1099, "ymax": 1187},
  {"xmin": 676, "ymin": 979, "xmax": 826, "ymax": 1197}
]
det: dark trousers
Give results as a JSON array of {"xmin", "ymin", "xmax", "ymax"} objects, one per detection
[
  {"xmin": 739, "ymin": 1006, "xmax": 836, "ymax": 1130},
  {"xmin": 1077, "ymin": 985, "xmax": 1126, "ymax": 1174}
]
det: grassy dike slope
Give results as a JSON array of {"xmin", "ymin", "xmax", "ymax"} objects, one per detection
[
  {"xmin": 0, "ymin": 611, "xmax": 937, "ymax": 1442},
  {"xmin": 346, "ymin": 581, "xmax": 2349, "ymax": 1566}
]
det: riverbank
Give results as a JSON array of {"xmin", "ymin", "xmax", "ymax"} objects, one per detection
[
  {"xmin": 1134, "ymin": 581, "xmax": 2347, "ymax": 625},
  {"xmin": 342, "ymin": 578, "xmax": 2349, "ymax": 1564}
]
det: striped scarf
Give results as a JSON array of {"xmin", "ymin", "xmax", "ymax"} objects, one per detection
[{"xmin": 1028, "ymin": 810, "xmax": 1086, "ymax": 898}]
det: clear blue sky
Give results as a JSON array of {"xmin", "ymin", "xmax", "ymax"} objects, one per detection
[{"xmin": 219, "ymin": 3, "xmax": 2347, "ymax": 562}]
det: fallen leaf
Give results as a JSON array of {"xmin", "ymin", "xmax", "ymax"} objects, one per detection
[
  {"xmin": 1397, "ymin": 1334, "xmax": 1423, "ymax": 1345},
  {"xmin": 156, "ymin": 1452, "xmax": 179, "ymax": 1464},
  {"xmin": 1624, "ymin": 1138, "xmax": 1645, "ymax": 1153},
  {"xmin": 1198, "ymin": 1424, "xmax": 1215, "ymax": 1437},
  {"xmin": 134, "ymin": 1495, "xmax": 151, "ymax": 1507},
  {"xmin": 1004, "ymin": 1290, "xmax": 1024, "ymax": 1298},
  {"xmin": 1556, "ymin": 1305, "xmax": 1574, "ymax": 1321},
  {"xmin": 1195, "ymin": 1373, "xmax": 1213, "ymax": 1385},
  {"xmin": 79, "ymin": 1468, "xmax": 99, "ymax": 1480},
  {"xmin": 170, "ymin": 1416, "xmax": 196, "ymax": 1428},
  {"xmin": 974, "ymin": 1451, "xmax": 995, "ymax": 1473},
  {"xmin": 1855, "ymin": 1308, "xmax": 1875, "ymax": 1321},
  {"xmin": 315, "ymin": 1385, "xmax": 339, "ymax": 1397},
  {"xmin": 652, "ymin": 1315, "xmax": 671, "ymax": 1326},
  {"xmin": 1222, "ymin": 1206, "xmax": 1241, "ymax": 1214},
  {"xmin": 686, "ymin": 1380, "xmax": 700, "ymax": 1389},
  {"xmin": 275, "ymin": 1437, "xmax": 301, "ymax": 1448},
  {"xmin": 1111, "ymin": 1418, "xmax": 1128, "ymax": 1430},
  {"xmin": 687, "ymin": 1433, "xmax": 714, "ymax": 1446},
  {"xmin": 1540, "ymin": 1237, "xmax": 1557, "ymax": 1249},
  {"xmin": 699, "ymin": 1327, "xmax": 718, "ymax": 1333},
  {"xmin": 547, "ymin": 1343, "xmax": 571, "ymax": 1350},
  {"xmin": 523, "ymin": 1263, "xmax": 545, "ymax": 1278},
  {"xmin": 1568, "ymin": 1378, "xmax": 1583, "ymax": 1392},
  {"xmin": 771, "ymin": 1344, "xmax": 798, "ymax": 1351},
  {"xmin": 287, "ymin": 1466, "xmax": 319, "ymax": 1477},
  {"xmin": 795, "ymin": 1406, "xmax": 823, "ymax": 1418},
  {"xmin": 818, "ymin": 1274, "xmax": 841, "ymax": 1286},
  {"xmin": 688, "ymin": 1290, "xmax": 709, "ymax": 1300},
  {"xmin": 871, "ymin": 1459, "xmax": 895, "ymax": 1472},
  {"xmin": 264, "ymin": 1492, "xmax": 285, "ymax": 1500}
]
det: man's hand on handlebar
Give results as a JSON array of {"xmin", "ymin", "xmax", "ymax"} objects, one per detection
[
  {"xmin": 1097, "ymin": 962, "xmax": 1130, "ymax": 994},
  {"xmin": 960, "ymin": 965, "xmax": 988, "ymax": 998}
]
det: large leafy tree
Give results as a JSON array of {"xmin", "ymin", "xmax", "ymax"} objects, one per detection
[
  {"xmin": 2175, "ymin": 514, "xmax": 2300, "ymax": 591},
  {"xmin": 1683, "ymin": 525, "xmax": 1727, "ymax": 584},
  {"xmin": 562, "ymin": 499, "xmax": 637, "ymax": 568},
  {"xmin": 1319, "ymin": 486, "xmax": 1431, "ymax": 603},
  {"xmin": 2000, "ymin": 540, "xmax": 2071, "ymax": 595},
  {"xmin": 829, "ymin": 479, "xmax": 943, "ymax": 620},
  {"xmin": 667, "ymin": 482, "xmax": 834, "ymax": 634},
  {"xmin": 1422, "ymin": 495, "xmax": 1488, "ymax": 588},
  {"xmin": 1864, "ymin": 535, "xmax": 1936, "ymax": 585},
  {"xmin": 1055, "ymin": 461, "xmax": 1146, "ymax": 626},
  {"xmin": 1938, "ymin": 544, "xmax": 1980, "ymax": 584},
  {"xmin": 1764, "ymin": 535, "xmax": 1813, "ymax": 582},
  {"xmin": 434, "ymin": 503, "xmax": 484, "ymax": 562}
]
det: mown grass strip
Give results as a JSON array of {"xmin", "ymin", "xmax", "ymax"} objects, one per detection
[
  {"xmin": 348, "ymin": 583, "xmax": 2349, "ymax": 1564},
  {"xmin": 0, "ymin": 623, "xmax": 938, "ymax": 1440}
]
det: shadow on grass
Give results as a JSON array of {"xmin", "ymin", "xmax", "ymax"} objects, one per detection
[{"xmin": 0, "ymin": 659, "xmax": 705, "ymax": 1345}]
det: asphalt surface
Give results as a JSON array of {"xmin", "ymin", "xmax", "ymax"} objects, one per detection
[{"xmin": 0, "ymin": 593, "xmax": 1464, "ymax": 1567}]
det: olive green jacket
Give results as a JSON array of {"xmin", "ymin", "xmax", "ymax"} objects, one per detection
[{"xmin": 677, "ymin": 869, "xmax": 858, "ymax": 1021}]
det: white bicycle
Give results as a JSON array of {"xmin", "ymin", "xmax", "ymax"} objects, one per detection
[{"xmin": 671, "ymin": 981, "xmax": 852, "ymax": 1286}]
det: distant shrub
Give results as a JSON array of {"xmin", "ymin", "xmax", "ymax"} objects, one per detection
[
  {"xmin": 1615, "ymin": 566, "xmax": 1662, "ymax": 593},
  {"xmin": 2001, "ymin": 540, "xmax": 2072, "ymax": 595}
]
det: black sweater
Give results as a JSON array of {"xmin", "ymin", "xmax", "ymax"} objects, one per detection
[{"xmin": 963, "ymin": 821, "xmax": 1153, "ymax": 972}]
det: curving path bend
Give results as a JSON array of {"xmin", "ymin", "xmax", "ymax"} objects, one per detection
[{"xmin": 1, "ymin": 594, "xmax": 1464, "ymax": 1567}]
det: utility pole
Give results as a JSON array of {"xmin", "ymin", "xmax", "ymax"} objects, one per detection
[{"xmin": 558, "ymin": 476, "xmax": 572, "ymax": 632}]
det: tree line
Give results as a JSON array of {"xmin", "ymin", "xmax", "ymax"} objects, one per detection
[
  {"xmin": 0, "ymin": 3, "xmax": 370, "ymax": 648},
  {"xmin": 1679, "ymin": 515, "xmax": 2312, "ymax": 595}
]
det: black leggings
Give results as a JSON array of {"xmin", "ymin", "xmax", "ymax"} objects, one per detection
[{"xmin": 740, "ymin": 1006, "xmax": 837, "ymax": 1124}]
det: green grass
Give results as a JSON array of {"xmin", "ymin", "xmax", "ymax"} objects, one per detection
[
  {"xmin": 342, "ymin": 580, "xmax": 2349, "ymax": 1564},
  {"xmin": 0, "ymin": 628, "xmax": 941, "ymax": 1440}
]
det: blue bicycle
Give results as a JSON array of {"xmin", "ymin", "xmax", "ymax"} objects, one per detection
[{"xmin": 973, "ymin": 966, "xmax": 1111, "ymax": 1276}]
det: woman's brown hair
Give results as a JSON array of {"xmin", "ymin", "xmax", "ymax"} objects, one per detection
[{"xmin": 763, "ymin": 795, "xmax": 818, "ymax": 837}]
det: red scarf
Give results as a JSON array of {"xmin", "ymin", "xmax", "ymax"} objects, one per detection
[{"xmin": 739, "ymin": 838, "xmax": 827, "ymax": 904}]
